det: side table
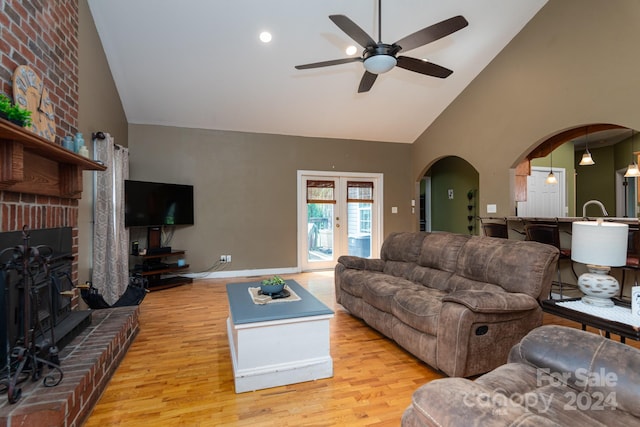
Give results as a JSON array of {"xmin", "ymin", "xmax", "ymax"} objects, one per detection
[{"xmin": 542, "ymin": 298, "xmax": 640, "ymax": 343}]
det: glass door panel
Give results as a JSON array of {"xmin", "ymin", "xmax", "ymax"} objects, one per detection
[{"xmin": 307, "ymin": 202, "xmax": 334, "ymax": 263}]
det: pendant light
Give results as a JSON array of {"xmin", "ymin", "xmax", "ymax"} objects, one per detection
[
  {"xmin": 578, "ymin": 127, "xmax": 595, "ymax": 166},
  {"xmin": 624, "ymin": 129, "xmax": 640, "ymax": 178},
  {"xmin": 546, "ymin": 150, "xmax": 558, "ymax": 184}
]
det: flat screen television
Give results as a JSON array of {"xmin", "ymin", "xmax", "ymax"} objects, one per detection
[{"xmin": 124, "ymin": 180, "xmax": 194, "ymax": 227}]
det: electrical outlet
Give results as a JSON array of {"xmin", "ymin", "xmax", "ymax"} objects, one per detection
[
  {"xmin": 226, "ymin": 255, "xmax": 232, "ymax": 263},
  {"xmin": 220, "ymin": 255, "xmax": 226, "ymax": 263}
]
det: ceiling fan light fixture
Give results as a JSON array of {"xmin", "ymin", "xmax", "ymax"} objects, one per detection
[
  {"xmin": 259, "ymin": 31, "xmax": 272, "ymax": 43},
  {"xmin": 363, "ymin": 55, "xmax": 397, "ymax": 74}
]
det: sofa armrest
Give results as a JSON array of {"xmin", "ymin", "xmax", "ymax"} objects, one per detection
[
  {"xmin": 337, "ymin": 255, "xmax": 385, "ymax": 272},
  {"xmin": 442, "ymin": 290, "xmax": 539, "ymax": 313},
  {"xmin": 402, "ymin": 377, "xmax": 555, "ymax": 427}
]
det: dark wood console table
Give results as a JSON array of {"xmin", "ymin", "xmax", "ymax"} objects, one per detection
[{"xmin": 542, "ymin": 298, "xmax": 640, "ymax": 343}]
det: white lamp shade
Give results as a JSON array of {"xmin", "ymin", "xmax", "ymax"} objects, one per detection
[
  {"xmin": 579, "ymin": 152, "xmax": 595, "ymax": 165},
  {"xmin": 571, "ymin": 221, "xmax": 628, "ymax": 267},
  {"xmin": 545, "ymin": 171, "xmax": 557, "ymax": 184},
  {"xmin": 624, "ymin": 163, "xmax": 640, "ymax": 178},
  {"xmin": 363, "ymin": 55, "xmax": 397, "ymax": 74}
]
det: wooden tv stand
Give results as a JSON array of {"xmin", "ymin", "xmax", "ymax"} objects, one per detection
[{"xmin": 136, "ymin": 250, "xmax": 193, "ymax": 291}]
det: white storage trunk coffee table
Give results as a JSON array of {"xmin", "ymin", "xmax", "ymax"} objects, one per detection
[{"xmin": 225, "ymin": 280, "xmax": 334, "ymax": 393}]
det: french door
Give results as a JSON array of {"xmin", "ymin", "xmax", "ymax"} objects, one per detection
[{"xmin": 297, "ymin": 171, "xmax": 383, "ymax": 271}]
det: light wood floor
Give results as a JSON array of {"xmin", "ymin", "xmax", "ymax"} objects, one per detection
[{"xmin": 83, "ymin": 272, "xmax": 639, "ymax": 427}]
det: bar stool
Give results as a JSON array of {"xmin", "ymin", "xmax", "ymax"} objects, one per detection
[
  {"xmin": 524, "ymin": 221, "xmax": 577, "ymax": 299},
  {"xmin": 480, "ymin": 217, "xmax": 509, "ymax": 239},
  {"xmin": 620, "ymin": 226, "xmax": 640, "ymax": 299}
]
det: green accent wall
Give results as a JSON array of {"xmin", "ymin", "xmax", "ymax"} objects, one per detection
[
  {"xmin": 430, "ymin": 156, "xmax": 479, "ymax": 234},
  {"xmin": 573, "ymin": 133, "xmax": 639, "ymax": 218},
  {"xmin": 574, "ymin": 144, "xmax": 616, "ymax": 217}
]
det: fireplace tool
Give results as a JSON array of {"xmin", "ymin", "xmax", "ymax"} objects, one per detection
[{"xmin": 0, "ymin": 226, "xmax": 63, "ymax": 404}]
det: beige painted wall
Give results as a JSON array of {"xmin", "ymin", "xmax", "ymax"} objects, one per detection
[
  {"xmin": 412, "ymin": 0, "xmax": 640, "ymax": 217},
  {"xmin": 127, "ymin": 124, "xmax": 413, "ymax": 272},
  {"xmin": 77, "ymin": 0, "xmax": 128, "ymax": 282}
]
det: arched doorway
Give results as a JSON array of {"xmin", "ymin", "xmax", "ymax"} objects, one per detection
[
  {"xmin": 420, "ymin": 156, "xmax": 479, "ymax": 234},
  {"xmin": 517, "ymin": 124, "xmax": 637, "ymax": 219}
]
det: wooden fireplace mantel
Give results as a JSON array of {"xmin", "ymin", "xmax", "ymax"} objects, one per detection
[{"xmin": 0, "ymin": 119, "xmax": 106, "ymax": 199}]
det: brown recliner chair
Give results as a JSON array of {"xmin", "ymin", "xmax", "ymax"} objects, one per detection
[{"xmin": 402, "ymin": 325, "xmax": 640, "ymax": 426}]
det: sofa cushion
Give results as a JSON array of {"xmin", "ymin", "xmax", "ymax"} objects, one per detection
[
  {"xmin": 381, "ymin": 232, "xmax": 427, "ymax": 263},
  {"xmin": 383, "ymin": 260, "xmax": 417, "ymax": 280},
  {"xmin": 362, "ymin": 274, "xmax": 422, "ymax": 313},
  {"xmin": 454, "ymin": 237, "xmax": 558, "ymax": 298},
  {"xmin": 409, "ymin": 266, "xmax": 454, "ymax": 292},
  {"xmin": 392, "ymin": 287, "xmax": 446, "ymax": 335},
  {"xmin": 445, "ymin": 275, "xmax": 507, "ymax": 294},
  {"xmin": 406, "ymin": 377, "xmax": 560, "ymax": 427},
  {"xmin": 417, "ymin": 232, "xmax": 470, "ymax": 273},
  {"xmin": 338, "ymin": 269, "xmax": 386, "ymax": 298}
]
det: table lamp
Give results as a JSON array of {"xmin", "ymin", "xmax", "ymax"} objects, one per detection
[{"xmin": 571, "ymin": 220, "xmax": 628, "ymax": 307}]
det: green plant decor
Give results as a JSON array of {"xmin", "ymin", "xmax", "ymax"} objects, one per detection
[
  {"xmin": 0, "ymin": 94, "xmax": 12, "ymax": 116},
  {"xmin": 261, "ymin": 275, "xmax": 286, "ymax": 287},
  {"xmin": 0, "ymin": 94, "xmax": 33, "ymax": 127}
]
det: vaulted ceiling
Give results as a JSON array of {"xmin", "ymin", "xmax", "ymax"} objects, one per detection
[{"xmin": 87, "ymin": 0, "xmax": 548, "ymax": 144}]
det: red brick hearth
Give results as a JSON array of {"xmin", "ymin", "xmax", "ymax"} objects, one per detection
[{"xmin": 0, "ymin": 306, "xmax": 139, "ymax": 427}]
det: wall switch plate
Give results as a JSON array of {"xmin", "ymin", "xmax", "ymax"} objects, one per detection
[
  {"xmin": 391, "ymin": 207, "xmax": 398, "ymax": 214},
  {"xmin": 226, "ymin": 255, "xmax": 232, "ymax": 263},
  {"xmin": 487, "ymin": 204, "xmax": 497, "ymax": 213}
]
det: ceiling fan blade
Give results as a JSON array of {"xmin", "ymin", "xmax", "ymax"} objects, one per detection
[
  {"xmin": 397, "ymin": 56, "xmax": 453, "ymax": 78},
  {"xmin": 394, "ymin": 15, "xmax": 468, "ymax": 53},
  {"xmin": 329, "ymin": 15, "xmax": 376, "ymax": 48},
  {"xmin": 295, "ymin": 57, "xmax": 362, "ymax": 70},
  {"xmin": 358, "ymin": 71, "xmax": 378, "ymax": 93}
]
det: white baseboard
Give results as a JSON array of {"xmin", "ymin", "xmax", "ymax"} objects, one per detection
[{"xmin": 185, "ymin": 266, "xmax": 300, "ymax": 280}]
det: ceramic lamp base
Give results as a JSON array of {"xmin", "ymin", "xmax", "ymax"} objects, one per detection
[{"xmin": 577, "ymin": 265, "xmax": 619, "ymax": 307}]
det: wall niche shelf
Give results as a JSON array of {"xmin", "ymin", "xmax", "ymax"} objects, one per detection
[{"xmin": 0, "ymin": 118, "xmax": 106, "ymax": 198}]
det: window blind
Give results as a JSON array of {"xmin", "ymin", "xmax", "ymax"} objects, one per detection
[
  {"xmin": 306, "ymin": 180, "xmax": 336, "ymax": 204},
  {"xmin": 347, "ymin": 181, "xmax": 373, "ymax": 203}
]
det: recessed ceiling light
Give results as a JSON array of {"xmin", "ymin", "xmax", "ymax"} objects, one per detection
[
  {"xmin": 259, "ymin": 31, "xmax": 272, "ymax": 43},
  {"xmin": 345, "ymin": 45, "xmax": 357, "ymax": 56}
]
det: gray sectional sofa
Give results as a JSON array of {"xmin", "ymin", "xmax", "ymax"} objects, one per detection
[
  {"xmin": 402, "ymin": 325, "xmax": 640, "ymax": 426},
  {"xmin": 334, "ymin": 231, "xmax": 559, "ymax": 377}
]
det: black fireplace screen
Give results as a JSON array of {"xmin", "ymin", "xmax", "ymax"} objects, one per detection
[{"xmin": 0, "ymin": 227, "xmax": 90, "ymax": 403}]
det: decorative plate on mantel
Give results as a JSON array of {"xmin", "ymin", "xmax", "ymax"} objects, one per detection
[{"xmin": 12, "ymin": 65, "xmax": 56, "ymax": 142}]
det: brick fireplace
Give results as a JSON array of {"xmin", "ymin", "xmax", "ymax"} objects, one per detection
[{"xmin": 0, "ymin": 1, "xmax": 136, "ymax": 424}]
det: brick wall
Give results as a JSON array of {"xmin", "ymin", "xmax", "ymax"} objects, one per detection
[
  {"xmin": 1, "ymin": 0, "xmax": 81, "ymax": 285},
  {"xmin": 0, "ymin": 0, "xmax": 79, "ymax": 138}
]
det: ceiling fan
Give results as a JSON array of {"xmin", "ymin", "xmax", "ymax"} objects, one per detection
[{"xmin": 295, "ymin": 0, "xmax": 468, "ymax": 93}]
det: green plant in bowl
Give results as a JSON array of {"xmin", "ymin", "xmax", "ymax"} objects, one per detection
[
  {"xmin": 0, "ymin": 94, "xmax": 32, "ymax": 127},
  {"xmin": 7, "ymin": 104, "xmax": 32, "ymax": 127},
  {"xmin": 260, "ymin": 275, "xmax": 286, "ymax": 295}
]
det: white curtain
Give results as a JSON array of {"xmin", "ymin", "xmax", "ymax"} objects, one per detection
[{"xmin": 93, "ymin": 133, "xmax": 129, "ymax": 305}]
